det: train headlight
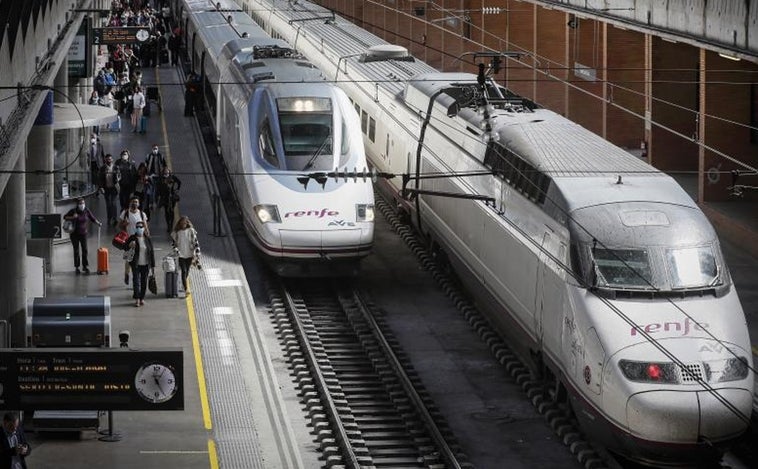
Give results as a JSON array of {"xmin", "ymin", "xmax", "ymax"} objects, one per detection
[
  {"xmin": 254, "ymin": 204, "xmax": 281, "ymax": 223},
  {"xmin": 619, "ymin": 360, "xmax": 679, "ymax": 384},
  {"xmin": 713, "ymin": 357, "xmax": 749, "ymax": 383},
  {"xmin": 356, "ymin": 204, "xmax": 374, "ymax": 222}
]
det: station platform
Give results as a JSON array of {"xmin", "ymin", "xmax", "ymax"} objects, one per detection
[{"xmin": 24, "ymin": 65, "xmax": 314, "ymax": 469}]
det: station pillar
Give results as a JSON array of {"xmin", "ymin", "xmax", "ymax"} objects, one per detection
[
  {"xmin": 0, "ymin": 156, "xmax": 27, "ymax": 346},
  {"xmin": 26, "ymin": 92, "xmax": 55, "ymax": 276}
]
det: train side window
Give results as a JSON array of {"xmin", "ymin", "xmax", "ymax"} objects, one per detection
[
  {"xmin": 259, "ymin": 118, "xmax": 279, "ymax": 168},
  {"xmin": 368, "ymin": 117, "xmax": 376, "ymax": 142},
  {"xmin": 361, "ymin": 110, "xmax": 368, "ymax": 133},
  {"xmin": 354, "ymin": 102, "xmax": 360, "ymax": 116}
]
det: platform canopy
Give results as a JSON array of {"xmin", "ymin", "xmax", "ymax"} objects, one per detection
[{"xmin": 52, "ymin": 103, "xmax": 117, "ymax": 130}]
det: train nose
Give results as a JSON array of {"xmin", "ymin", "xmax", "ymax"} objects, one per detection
[{"xmin": 626, "ymin": 388, "xmax": 752, "ymax": 443}]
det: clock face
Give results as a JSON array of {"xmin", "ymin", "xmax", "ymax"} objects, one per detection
[
  {"xmin": 136, "ymin": 29, "xmax": 149, "ymax": 42},
  {"xmin": 134, "ymin": 362, "xmax": 178, "ymax": 404}
]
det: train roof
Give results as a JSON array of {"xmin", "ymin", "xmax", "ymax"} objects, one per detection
[{"xmin": 267, "ymin": 2, "xmax": 698, "ymax": 212}]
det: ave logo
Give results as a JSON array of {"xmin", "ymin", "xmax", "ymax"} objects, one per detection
[{"xmin": 328, "ymin": 219, "xmax": 355, "ymax": 227}]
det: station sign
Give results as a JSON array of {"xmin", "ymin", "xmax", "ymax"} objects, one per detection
[
  {"xmin": 29, "ymin": 214, "xmax": 61, "ymax": 239},
  {"xmin": 0, "ymin": 349, "xmax": 184, "ymax": 411},
  {"xmin": 92, "ymin": 27, "xmax": 151, "ymax": 45}
]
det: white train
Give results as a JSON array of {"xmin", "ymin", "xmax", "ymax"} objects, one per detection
[
  {"xmin": 176, "ymin": 0, "xmax": 374, "ymax": 276},
  {"xmin": 247, "ymin": 0, "xmax": 755, "ymax": 464}
]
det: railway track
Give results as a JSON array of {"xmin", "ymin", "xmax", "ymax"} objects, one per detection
[{"xmin": 267, "ymin": 279, "xmax": 471, "ymax": 468}]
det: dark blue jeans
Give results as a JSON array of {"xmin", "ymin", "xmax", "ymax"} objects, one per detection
[{"xmin": 132, "ymin": 264, "xmax": 149, "ymax": 300}]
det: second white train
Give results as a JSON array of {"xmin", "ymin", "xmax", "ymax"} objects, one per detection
[{"xmin": 247, "ymin": 0, "xmax": 754, "ymax": 465}]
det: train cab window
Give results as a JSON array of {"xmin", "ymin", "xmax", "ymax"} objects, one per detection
[
  {"xmin": 592, "ymin": 248, "xmax": 653, "ymax": 289},
  {"xmin": 368, "ymin": 117, "xmax": 376, "ymax": 143},
  {"xmin": 258, "ymin": 118, "xmax": 279, "ymax": 168},
  {"xmin": 276, "ymin": 97, "xmax": 335, "ymax": 170},
  {"xmin": 666, "ymin": 246, "xmax": 718, "ymax": 289}
]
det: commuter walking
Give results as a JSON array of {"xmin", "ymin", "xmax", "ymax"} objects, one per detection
[
  {"xmin": 134, "ymin": 163, "xmax": 154, "ymax": 220},
  {"xmin": 145, "ymin": 144, "xmax": 166, "ymax": 177},
  {"xmin": 98, "ymin": 153, "xmax": 120, "ymax": 226},
  {"xmin": 170, "ymin": 216, "xmax": 200, "ymax": 293},
  {"xmin": 156, "ymin": 168, "xmax": 181, "ymax": 231},
  {"xmin": 115, "ymin": 150, "xmax": 137, "ymax": 212},
  {"xmin": 88, "ymin": 133, "xmax": 104, "ymax": 184},
  {"xmin": 63, "ymin": 197, "xmax": 102, "ymax": 275},
  {"xmin": 0, "ymin": 412, "xmax": 31, "ymax": 469},
  {"xmin": 131, "ymin": 86, "xmax": 146, "ymax": 133},
  {"xmin": 119, "ymin": 196, "xmax": 149, "ymax": 285},
  {"xmin": 125, "ymin": 221, "xmax": 155, "ymax": 307}
]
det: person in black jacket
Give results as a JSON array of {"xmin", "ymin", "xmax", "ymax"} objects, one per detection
[
  {"xmin": 0, "ymin": 412, "xmax": 31, "ymax": 469},
  {"xmin": 156, "ymin": 168, "xmax": 182, "ymax": 231},
  {"xmin": 115, "ymin": 150, "xmax": 138, "ymax": 212},
  {"xmin": 125, "ymin": 221, "xmax": 155, "ymax": 307}
]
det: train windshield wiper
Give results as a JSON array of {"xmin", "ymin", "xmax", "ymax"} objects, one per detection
[{"xmin": 302, "ymin": 135, "xmax": 332, "ymax": 171}]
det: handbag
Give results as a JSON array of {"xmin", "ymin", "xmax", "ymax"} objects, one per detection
[
  {"xmin": 62, "ymin": 219, "xmax": 75, "ymax": 234},
  {"xmin": 112, "ymin": 230, "xmax": 129, "ymax": 250},
  {"xmin": 123, "ymin": 245, "xmax": 135, "ymax": 262},
  {"xmin": 148, "ymin": 274, "xmax": 157, "ymax": 295}
]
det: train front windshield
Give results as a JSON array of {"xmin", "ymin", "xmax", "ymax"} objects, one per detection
[
  {"xmin": 585, "ymin": 245, "xmax": 720, "ymax": 291},
  {"xmin": 277, "ymin": 97, "xmax": 334, "ymax": 171}
]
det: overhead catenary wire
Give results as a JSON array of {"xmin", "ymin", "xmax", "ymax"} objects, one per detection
[{"xmin": 255, "ymin": 0, "xmax": 756, "ymax": 425}]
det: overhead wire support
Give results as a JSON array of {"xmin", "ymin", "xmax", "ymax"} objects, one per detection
[{"xmin": 287, "ymin": 11, "xmax": 335, "ymax": 25}]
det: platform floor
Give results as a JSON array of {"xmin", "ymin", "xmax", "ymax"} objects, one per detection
[{"xmin": 27, "ymin": 65, "xmax": 313, "ymax": 469}]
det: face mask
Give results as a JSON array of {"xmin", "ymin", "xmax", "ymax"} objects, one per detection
[
  {"xmin": 136, "ymin": 227, "xmax": 144, "ymax": 235},
  {"xmin": 131, "ymin": 203, "xmax": 138, "ymax": 209},
  {"xmin": 152, "ymin": 149, "xmax": 158, "ymax": 154},
  {"xmin": 91, "ymin": 138, "xmax": 97, "ymax": 144},
  {"xmin": 77, "ymin": 203, "xmax": 85, "ymax": 211},
  {"xmin": 121, "ymin": 155, "xmax": 128, "ymax": 161}
]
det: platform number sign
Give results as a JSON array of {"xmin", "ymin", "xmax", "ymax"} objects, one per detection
[{"xmin": 30, "ymin": 214, "xmax": 61, "ymax": 239}]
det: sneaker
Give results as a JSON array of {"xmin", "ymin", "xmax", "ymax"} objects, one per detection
[
  {"xmin": 75, "ymin": 268, "xmax": 81, "ymax": 275},
  {"xmin": 124, "ymin": 273, "xmax": 129, "ymax": 285},
  {"xmin": 83, "ymin": 268, "xmax": 90, "ymax": 275},
  {"xmin": 134, "ymin": 301, "xmax": 140, "ymax": 307},
  {"xmin": 139, "ymin": 299, "xmax": 145, "ymax": 306}
]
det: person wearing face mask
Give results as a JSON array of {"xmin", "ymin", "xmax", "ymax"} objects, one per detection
[
  {"xmin": 0, "ymin": 412, "xmax": 31, "ymax": 469},
  {"xmin": 125, "ymin": 221, "xmax": 155, "ymax": 307},
  {"xmin": 156, "ymin": 167, "xmax": 181, "ymax": 231},
  {"xmin": 89, "ymin": 134, "xmax": 104, "ymax": 184},
  {"xmin": 145, "ymin": 144, "xmax": 165, "ymax": 177},
  {"xmin": 63, "ymin": 197, "xmax": 102, "ymax": 275},
  {"xmin": 119, "ymin": 196, "xmax": 149, "ymax": 285},
  {"xmin": 115, "ymin": 150, "xmax": 137, "ymax": 212},
  {"xmin": 98, "ymin": 153, "xmax": 120, "ymax": 225}
]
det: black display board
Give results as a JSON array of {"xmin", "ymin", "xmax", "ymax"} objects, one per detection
[
  {"xmin": 29, "ymin": 214, "xmax": 61, "ymax": 239},
  {"xmin": 0, "ymin": 349, "xmax": 183, "ymax": 411},
  {"xmin": 92, "ymin": 27, "xmax": 150, "ymax": 45}
]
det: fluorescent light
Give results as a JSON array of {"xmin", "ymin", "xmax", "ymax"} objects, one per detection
[{"xmin": 718, "ymin": 53, "xmax": 741, "ymax": 61}]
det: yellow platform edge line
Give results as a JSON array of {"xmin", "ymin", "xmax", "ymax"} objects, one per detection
[
  {"xmin": 186, "ymin": 281, "xmax": 213, "ymax": 430},
  {"xmin": 208, "ymin": 439, "xmax": 219, "ymax": 469}
]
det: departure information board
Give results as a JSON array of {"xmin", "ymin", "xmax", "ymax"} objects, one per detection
[
  {"xmin": 92, "ymin": 27, "xmax": 150, "ymax": 45},
  {"xmin": 0, "ymin": 349, "xmax": 183, "ymax": 410}
]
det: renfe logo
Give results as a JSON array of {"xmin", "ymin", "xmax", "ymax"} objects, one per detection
[
  {"xmin": 630, "ymin": 317, "xmax": 709, "ymax": 337},
  {"xmin": 284, "ymin": 209, "xmax": 339, "ymax": 218}
]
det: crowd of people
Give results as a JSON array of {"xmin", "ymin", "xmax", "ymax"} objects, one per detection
[{"xmin": 66, "ymin": 0, "xmax": 201, "ymax": 309}]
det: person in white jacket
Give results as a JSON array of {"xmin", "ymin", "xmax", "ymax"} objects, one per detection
[
  {"xmin": 170, "ymin": 216, "xmax": 201, "ymax": 293},
  {"xmin": 131, "ymin": 86, "xmax": 146, "ymax": 133}
]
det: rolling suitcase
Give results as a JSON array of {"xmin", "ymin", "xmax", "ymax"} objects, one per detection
[
  {"xmin": 109, "ymin": 115, "xmax": 121, "ymax": 132},
  {"xmin": 97, "ymin": 227, "xmax": 109, "ymax": 274},
  {"xmin": 165, "ymin": 271, "xmax": 178, "ymax": 298},
  {"xmin": 139, "ymin": 115, "xmax": 148, "ymax": 134}
]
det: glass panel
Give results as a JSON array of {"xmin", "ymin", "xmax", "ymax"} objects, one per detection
[
  {"xmin": 666, "ymin": 246, "xmax": 718, "ymax": 288},
  {"xmin": 368, "ymin": 117, "xmax": 376, "ymax": 142},
  {"xmin": 54, "ymin": 128, "xmax": 92, "ymax": 201},
  {"xmin": 258, "ymin": 118, "xmax": 279, "ymax": 167},
  {"xmin": 278, "ymin": 111, "xmax": 333, "ymax": 170},
  {"xmin": 593, "ymin": 248, "xmax": 653, "ymax": 289},
  {"xmin": 361, "ymin": 110, "xmax": 368, "ymax": 133}
]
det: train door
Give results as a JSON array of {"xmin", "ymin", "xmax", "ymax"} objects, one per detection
[{"xmin": 536, "ymin": 229, "xmax": 564, "ymax": 349}]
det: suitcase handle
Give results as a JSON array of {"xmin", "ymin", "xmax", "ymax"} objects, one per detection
[{"xmin": 98, "ymin": 225, "xmax": 101, "ymax": 246}]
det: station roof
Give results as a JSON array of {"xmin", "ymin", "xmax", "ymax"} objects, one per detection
[{"xmin": 52, "ymin": 103, "xmax": 117, "ymax": 130}]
